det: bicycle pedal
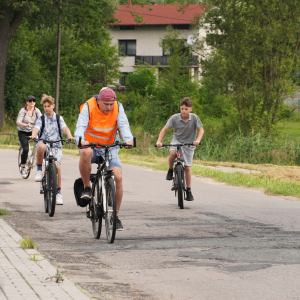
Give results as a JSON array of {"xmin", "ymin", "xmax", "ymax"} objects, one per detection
[
  {"xmin": 40, "ymin": 191, "xmax": 44, "ymax": 194},
  {"xmin": 171, "ymin": 186, "xmax": 176, "ymax": 191}
]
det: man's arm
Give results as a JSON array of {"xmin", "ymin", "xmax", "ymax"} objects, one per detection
[
  {"xmin": 117, "ymin": 103, "xmax": 133, "ymax": 148},
  {"xmin": 156, "ymin": 125, "xmax": 169, "ymax": 148},
  {"xmin": 193, "ymin": 127, "xmax": 204, "ymax": 146},
  {"xmin": 74, "ymin": 103, "xmax": 89, "ymax": 146},
  {"xmin": 30, "ymin": 128, "xmax": 40, "ymax": 139},
  {"xmin": 62, "ymin": 127, "xmax": 75, "ymax": 140}
]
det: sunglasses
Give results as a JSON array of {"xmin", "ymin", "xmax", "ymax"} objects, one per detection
[{"xmin": 27, "ymin": 99, "xmax": 36, "ymax": 103}]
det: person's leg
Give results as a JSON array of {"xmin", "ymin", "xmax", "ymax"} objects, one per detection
[
  {"xmin": 109, "ymin": 150, "xmax": 124, "ymax": 230},
  {"xmin": 168, "ymin": 150, "xmax": 176, "ymax": 169},
  {"xmin": 110, "ymin": 166, "xmax": 122, "ymax": 216},
  {"xmin": 185, "ymin": 166, "xmax": 192, "ymax": 188},
  {"xmin": 36, "ymin": 143, "xmax": 46, "ymax": 165},
  {"xmin": 182, "ymin": 147, "xmax": 194, "ymax": 201},
  {"xmin": 35, "ymin": 143, "xmax": 47, "ymax": 181},
  {"xmin": 166, "ymin": 150, "xmax": 176, "ymax": 180},
  {"xmin": 79, "ymin": 148, "xmax": 93, "ymax": 188},
  {"xmin": 18, "ymin": 131, "xmax": 30, "ymax": 167},
  {"xmin": 57, "ymin": 162, "xmax": 61, "ymax": 188},
  {"xmin": 56, "ymin": 161, "xmax": 63, "ymax": 205}
]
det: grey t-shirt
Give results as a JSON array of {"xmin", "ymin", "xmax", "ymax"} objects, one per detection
[
  {"xmin": 16, "ymin": 107, "xmax": 42, "ymax": 132},
  {"xmin": 166, "ymin": 113, "xmax": 203, "ymax": 144}
]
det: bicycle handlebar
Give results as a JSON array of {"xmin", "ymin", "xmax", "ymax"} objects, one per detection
[
  {"xmin": 155, "ymin": 142, "xmax": 200, "ymax": 148},
  {"xmin": 26, "ymin": 137, "xmax": 75, "ymax": 145},
  {"xmin": 78, "ymin": 136, "xmax": 136, "ymax": 149}
]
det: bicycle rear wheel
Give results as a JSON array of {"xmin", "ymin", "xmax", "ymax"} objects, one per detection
[
  {"xmin": 18, "ymin": 143, "xmax": 31, "ymax": 179},
  {"xmin": 92, "ymin": 178, "xmax": 103, "ymax": 239},
  {"xmin": 175, "ymin": 164, "xmax": 184, "ymax": 209},
  {"xmin": 105, "ymin": 178, "xmax": 117, "ymax": 243},
  {"xmin": 47, "ymin": 163, "xmax": 57, "ymax": 217}
]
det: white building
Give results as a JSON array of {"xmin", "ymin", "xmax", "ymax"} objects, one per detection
[{"xmin": 108, "ymin": 3, "xmax": 204, "ymax": 85}]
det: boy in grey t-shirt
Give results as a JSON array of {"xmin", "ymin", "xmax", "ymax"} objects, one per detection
[{"xmin": 156, "ymin": 97, "xmax": 204, "ymax": 201}]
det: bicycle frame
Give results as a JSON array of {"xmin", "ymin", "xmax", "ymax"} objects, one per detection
[
  {"xmin": 173, "ymin": 146, "xmax": 186, "ymax": 193},
  {"xmin": 90, "ymin": 152, "xmax": 113, "ymax": 217}
]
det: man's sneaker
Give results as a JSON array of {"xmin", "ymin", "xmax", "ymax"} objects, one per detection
[
  {"xmin": 81, "ymin": 186, "xmax": 92, "ymax": 200},
  {"xmin": 21, "ymin": 167, "xmax": 28, "ymax": 179},
  {"xmin": 166, "ymin": 169, "xmax": 173, "ymax": 180},
  {"xmin": 185, "ymin": 190, "xmax": 194, "ymax": 201},
  {"xmin": 112, "ymin": 216, "xmax": 123, "ymax": 231},
  {"xmin": 56, "ymin": 194, "xmax": 63, "ymax": 205},
  {"xmin": 35, "ymin": 170, "xmax": 43, "ymax": 182}
]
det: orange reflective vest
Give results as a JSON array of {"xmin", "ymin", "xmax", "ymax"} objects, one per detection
[{"xmin": 81, "ymin": 97, "xmax": 119, "ymax": 145}]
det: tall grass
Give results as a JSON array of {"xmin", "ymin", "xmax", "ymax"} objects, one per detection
[
  {"xmin": 194, "ymin": 130, "xmax": 300, "ymax": 165},
  {"xmin": 2, "ymin": 113, "xmax": 300, "ymax": 166}
]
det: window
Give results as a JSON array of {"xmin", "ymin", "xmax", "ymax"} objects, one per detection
[
  {"xmin": 173, "ymin": 25, "xmax": 190, "ymax": 30},
  {"xmin": 119, "ymin": 26, "xmax": 135, "ymax": 30},
  {"xmin": 119, "ymin": 72, "xmax": 129, "ymax": 85},
  {"xmin": 119, "ymin": 40, "xmax": 136, "ymax": 56}
]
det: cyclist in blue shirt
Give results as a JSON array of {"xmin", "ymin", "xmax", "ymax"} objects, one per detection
[{"xmin": 30, "ymin": 94, "xmax": 74, "ymax": 205}]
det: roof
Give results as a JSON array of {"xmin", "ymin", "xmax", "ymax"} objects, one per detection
[{"xmin": 110, "ymin": 4, "xmax": 204, "ymax": 26}]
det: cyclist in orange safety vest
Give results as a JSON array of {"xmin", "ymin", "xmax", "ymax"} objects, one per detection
[{"xmin": 75, "ymin": 87, "xmax": 134, "ymax": 231}]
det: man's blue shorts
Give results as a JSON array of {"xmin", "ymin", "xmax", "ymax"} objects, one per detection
[{"xmin": 91, "ymin": 147, "xmax": 122, "ymax": 169}]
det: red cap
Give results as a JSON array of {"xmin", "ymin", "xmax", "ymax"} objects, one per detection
[{"xmin": 99, "ymin": 88, "xmax": 116, "ymax": 102}]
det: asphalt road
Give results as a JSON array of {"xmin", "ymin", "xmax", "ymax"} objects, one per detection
[{"xmin": 0, "ymin": 149, "xmax": 300, "ymax": 300}]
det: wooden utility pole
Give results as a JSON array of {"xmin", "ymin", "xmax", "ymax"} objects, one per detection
[{"xmin": 55, "ymin": 0, "xmax": 62, "ymax": 114}]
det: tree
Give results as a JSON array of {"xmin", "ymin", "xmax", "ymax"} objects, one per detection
[
  {"xmin": 198, "ymin": 0, "xmax": 300, "ymax": 133},
  {"xmin": 0, "ymin": 0, "xmax": 115, "ymax": 127}
]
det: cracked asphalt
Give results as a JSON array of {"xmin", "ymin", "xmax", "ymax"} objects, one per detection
[{"xmin": 1, "ymin": 149, "xmax": 300, "ymax": 300}]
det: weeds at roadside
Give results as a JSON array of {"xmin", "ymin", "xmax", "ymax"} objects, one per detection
[
  {"xmin": 46, "ymin": 269, "xmax": 66, "ymax": 283},
  {"xmin": 18, "ymin": 238, "xmax": 35, "ymax": 249},
  {"xmin": 0, "ymin": 209, "xmax": 11, "ymax": 215},
  {"xmin": 28, "ymin": 254, "xmax": 45, "ymax": 262},
  {"xmin": 75, "ymin": 283, "xmax": 84, "ymax": 292}
]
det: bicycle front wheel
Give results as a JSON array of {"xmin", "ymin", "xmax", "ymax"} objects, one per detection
[
  {"xmin": 47, "ymin": 164, "xmax": 57, "ymax": 217},
  {"xmin": 43, "ymin": 177, "xmax": 48, "ymax": 213},
  {"xmin": 105, "ymin": 178, "xmax": 117, "ymax": 243},
  {"xmin": 175, "ymin": 164, "xmax": 184, "ymax": 209},
  {"xmin": 92, "ymin": 178, "xmax": 103, "ymax": 239},
  {"xmin": 18, "ymin": 144, "xmax": 31, "ymax": 179}
]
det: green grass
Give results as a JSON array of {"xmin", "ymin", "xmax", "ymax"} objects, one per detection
[
  {"xmin": 119, "ymin": 153, "xmax": 300, "ymax": 199},
  {"xmin": 277, "ymin": 119, "xmax": 300, "ymax": 140},
  {"xmin": 19, "ymin": 238, "xmax": 35, "ymax": 249},
  {"xmin": 193, "ymin": 165, "xmax": 300, "ymax": 198},
  {"xmin": 0, "ymin": 209, "xmax": 11, "ymax": 215}
]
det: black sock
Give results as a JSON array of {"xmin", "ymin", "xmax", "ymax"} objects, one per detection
[
  {"xmin": 187, "ymin": 187, "xmax": 191, "ymax": 191},
  {"xmin": 169, "ymin": 168, "xmax": 173, "ymax": 172}
]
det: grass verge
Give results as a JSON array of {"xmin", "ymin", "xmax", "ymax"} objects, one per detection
[
  {"xmin": 0, "ymin": 209, "xmax": 11, "ymax": 215},
  {"xmin": 118, "ymin": 152, "xmax": 300, "ymax": 199}
]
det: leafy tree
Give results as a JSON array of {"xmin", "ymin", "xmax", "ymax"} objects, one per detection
[
  {"xmin": 126, "ymin": 63, "xmax": 156, "ymax": 96},
  {"xmin": 198, "ymin": 0, "xmax": 300, "ymax": 133},
  {"xmin": 156, "ymin": 27, "xmax": 200, "ymax": 116},
  {"xmin": 0, "ymin": 0, "xmax": 115, "ymax": 127}
]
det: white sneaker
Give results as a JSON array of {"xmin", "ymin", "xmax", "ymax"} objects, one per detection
[
  {"xmin": 21, "ymin": 167, "xmax": 27, "ymax": 179},
  {"xmin": 35, "ymin": 170, "xmax": 43, "ymax": 182},
  {"xmin": 56, "ymin": 194, "xmax": 63, "ymax": 205}
]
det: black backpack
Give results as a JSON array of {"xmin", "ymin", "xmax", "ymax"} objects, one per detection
[
  {"xmin": 73, "ymin": 178, "xmax": 90, "ymax": 207},
  {"xmin": 38, "ymin": 114, "xmax": 63, "ymax": 141}
]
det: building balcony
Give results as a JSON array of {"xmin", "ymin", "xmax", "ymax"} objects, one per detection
[{"xmin": 135, "ymin": 56, "xmax": 199, "ymax": 66}]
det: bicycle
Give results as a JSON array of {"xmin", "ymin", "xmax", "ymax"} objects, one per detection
[
  {"xmin": 79, "ymin": 137, "xmax": 136, "ymax": 243},
  {"xmin": 29, "ymin": 138, "xmax": 74, "ymax": 217},
  {"xmin": 156, "ymin": 143, "xmax": 195, "ymax": 209},
  {"xmin": 18, "ymin": 138, "xmax": 37, "ymax": 179}
]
